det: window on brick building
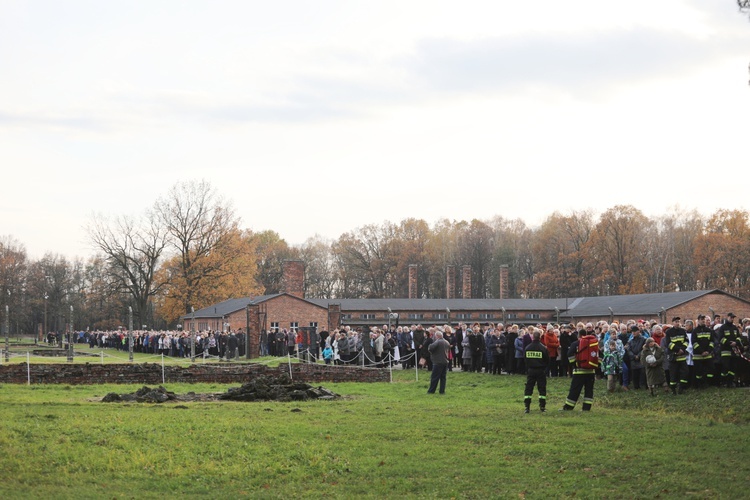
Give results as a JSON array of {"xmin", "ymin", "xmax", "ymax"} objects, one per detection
[
  {"xmin": 456, "ymin": 313, "xmax": 471, "ymax": 320},
  {"xmin": 360, "ymin": 314, "xmax": 375, "ymax": 320},
  {"xmin": 479, "ymin": 313, "xmax": 493, "ymax": 320},
  {"xmin": 408, "ymin": 313, "xmax": 424, "ymax": 320},
  {"xmin": 270, "ymin": 322, "xmax": 279, "ymax": 332},
  {"xmin": 526, "ymin": 313, "xmax": 540, "ymax": 320},
  {"xmin": 433, "ymin": 313, "xmax": 447, "ymax": 320},
  {"xmin": 290, "ymin": 322, "xmax": 299, "ymax": 332}
]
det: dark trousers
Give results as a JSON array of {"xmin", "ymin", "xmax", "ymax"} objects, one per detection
[
  {"xmin": 560, "ymin": 356, "xmax": 572, "ymax": 377},
  {"xmin": 524, "ymin": 368, "xmax": 547, "ymax": 409},
  {"xmin": 471, "ymin": 352, "xmax": 483, "ymax": 373},
  {"xmin": 668, "ymin": 360, "xmax": 689, "ymax": 389},
  {"xmin": 630, "ymin": 367, "xmax": 644, "ymax": 389},
  {"xmin": 563, "ymin": 373, "xmax": 595, "ymax": 411},
  {"xmin": 720, "ymin": 354, "xmax": 741, "ymax": 385},
  {"xmin": 693, "ymin": 358, "xmax": 713, "ymax": 386},
  {"xmin": 516, "ymin": 358, "xmax": 526, "ymax": 375},
  {"xmin": 548, "ymin": 358, "xmax": 559, "ymax": 377},
  {"xmin": 493, "ymin": 353, "xmax": 504, "ymax": 374},
  {"xmin": 427, "ymin": 363, "xmax": 448, "ymax": 394}
]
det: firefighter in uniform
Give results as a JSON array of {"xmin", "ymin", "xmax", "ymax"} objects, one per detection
[
  {"xmin": 561, "ymin": 329, "xmax": 598, "ymax": 411},
  {"xmin": 717, "ymin": 312, "xmax": 741, "ymax": 387},
  {"xmin": 692, "ymin": 315, "xmax": 714, "ymax": 388},
  {"xmin": 523, "ymin": 329, "xmax": 549, "ymax": 413},
  {"xmin": 665, "ymin": 317, "xmax": 689, "ymax": 394}
]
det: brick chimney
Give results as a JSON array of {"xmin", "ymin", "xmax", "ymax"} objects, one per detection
[
  {"xmin": 446, "ymin": 265, "xmax": 456, "ymax": 299},
  {"xmin": 281, "ymin": 260, "xmax": 305, "ymax": 299},
  {"xmin": 408, "ymin": 264, "xmax": 418, "ymax": 299},
  {"xmin": 462, "ymin": 265, "xmax": 472, "ymax": 299},
  {"xmin": 499, "ymin": 265, "xmax": 509, "ymax": 300}
]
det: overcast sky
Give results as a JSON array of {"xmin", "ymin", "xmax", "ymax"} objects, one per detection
[{"xmin": 2, "ymin": 0, "xmax": 749, "ymax": 260}]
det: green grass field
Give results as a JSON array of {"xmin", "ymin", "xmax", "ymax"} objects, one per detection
[{"xmin": 0, "ymin": 366, "xmax": 747, "ymax": 499}]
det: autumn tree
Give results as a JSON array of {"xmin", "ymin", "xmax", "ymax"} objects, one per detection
[
  {"xmin": 488, "ymin": 217, "xmax": 531, "ymax": 298},
  {"xmin": 645, "ymin": 209, "xmax": 703, "ymax": 293},
  {"xmin": 157, "ymin": 228, "xmax": 261, "ymax": 324},
  {"xmin": 155, "ymin": 180, "xmax": 245, "ymax": 315},
  {"xmin": 249, "ymin": 230, "xmax": 297, "ymax": 295},
  {"xmin": 450, "ymin": 220, "xmax": 493, "ymax": 298},
  {"xmin": 589, "ymin": 205, "xmax": 653, "ymax": 295},
  {"xmin": 0, "ymin": 236, "xmax": 28, "ymax": 335},
  {"xmin": 332, "ymin": 222, "xmax": 399, "ymax": 298},
  {"xmin": 391, "ymin": 218, "xmax": 432, "ymax": 297},
  {"xmin": 528, "ymin": 211, "xmax": 593, "ymax": 298},
  {"xmin": 694, "ymin": 209, "xmax": 750, "ymax": 297},
  {"xmin": 422, "ymin": 219, "xmax": 460, "ymax": 299}
]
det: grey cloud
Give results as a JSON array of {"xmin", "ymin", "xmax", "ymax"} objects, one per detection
[
  {"xmin": 0, "ymin": 111, "xmax": 111, "ymax": 132},
  {"xmin": 177, "ymin": 101, "xmax": 360, "ymax": 124},
  {"xmin": 405, "ymin": 28, "xmax": 747, "ymax": 95}
]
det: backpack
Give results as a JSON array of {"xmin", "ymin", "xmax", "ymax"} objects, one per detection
[{"xmin": 576, "ymin": 335, "xmax": 600, "ymax": 369}]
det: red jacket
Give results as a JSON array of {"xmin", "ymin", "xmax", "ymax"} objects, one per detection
[{"xmin": 542, "ymin": 331, "xmax": 560, "ymax": 358}]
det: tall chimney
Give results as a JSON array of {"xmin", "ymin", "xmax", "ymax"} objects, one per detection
[
  {"xmin": 408, "ymin": 264, "xmax": 418, "ymax": 299},
  {"xmin": 462, "ymin": 265, "xmax": 472, "ymax": 299},
  {"xmin": 446, "ymin": 265, "xmax": 456, "ymax": 299},
  {"xmin": 499, "ymin": 265, "xmax": 509, "ymax": 300},
  {"xmin": 281, "ymin": 260, "xmax": 305, "ymax": 299}
]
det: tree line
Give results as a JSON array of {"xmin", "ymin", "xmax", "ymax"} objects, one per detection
[{"xmin": 1, "ymin": 180, "xmax": 748, "ymax": 334}]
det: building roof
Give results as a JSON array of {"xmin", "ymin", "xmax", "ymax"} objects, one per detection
[
  {"xmin": 182, "ymin": 289, "xmax": 746, "ymax": 322},
  {"xmin": 181, "ymin": 295, "xmax": 282, "ymax": 319},
  {"xmin": 305, "ymin": 298, "xmax": 571, "ymax": 312},
  {"xmin": 560, "ymin": 289, "xmax": 724, "ymax": 319}
]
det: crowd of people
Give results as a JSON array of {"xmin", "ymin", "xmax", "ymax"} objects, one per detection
[
  {"xmin": 46, "ymin": 329, "xmax": 248, "ymax": 360},
  {"xmin": 317, "ymin": 313, "xmax": 750, "ymax": 391},
  {"xmin": 44, "ymin": 312, "xmax": 750, "ymax": 394}
]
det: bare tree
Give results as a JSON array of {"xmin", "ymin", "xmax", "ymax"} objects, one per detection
[
  {"xmin": 298, "ymin": 235, "xmax": 337, "ymax": 299},
  {"xmin": 87, "ymin": 211, "xmax": 169, "ymax": 327}
]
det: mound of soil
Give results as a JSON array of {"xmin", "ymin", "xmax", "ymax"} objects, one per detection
[{"xmin": 101, "ymin": 374, "xmax": 340, "ymax": 403}]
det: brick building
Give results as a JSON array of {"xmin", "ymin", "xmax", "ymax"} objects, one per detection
[{"xmin": 181, "ymin": 261, "xmax": 750, "ymax": 358}]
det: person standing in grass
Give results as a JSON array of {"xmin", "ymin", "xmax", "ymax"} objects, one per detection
[
  {"xmin": 561, "ymin": 329, "xmax": 598, "ymax": 412},
  {"xmin": 443, "ymin": 326, "xmax": 455, "ymax": 372},
  {"xmin": 524, "ymin": 329, "xmax": 549, "ymax": 413},
  {"xmin": 717, "ymin": 312, "xmax": 741, "ymax": 387},
  {"xmin": 514, "ymin": 329, "xmax": 526, "ymax": 375},
  {"xmin": 427, "ymin": 330, "xmax": 450, "ymax": 394},
  {"xmin": 601, "ymin": 340, "xmax": 623, "ymax": 393},
  {"xmin": 462, "ymin": 331, "xmax": 473, "ymax": 371},
  {"xmin": 625, "ymin": 326, "xmax": 646, "ymax": 389},
  {"xmin": 469, "ymin": 324, "xmax": 485, "ymax": 373},
  {"xmin": 559, "ymin": 325, "xmax": 575, "ymax": 377},
  {"xmin": 641, "ymin": 337, "xmax": 668, "ymax": 396},
  {"xmin": 692, "ymin": 315, "xmax": 715, "ymax": 388},
  {"xmin": 665, "ymin": 317, "xmax": 689, "ymax": 394},
  {"xmin": 542, "ymin": 325, "xmax": 560, "ymax": 377}
]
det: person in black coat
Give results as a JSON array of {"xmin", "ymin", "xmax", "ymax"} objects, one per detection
[{"xmin": 524, "ymin": 330, "xmax": 550, "ymax": 413}]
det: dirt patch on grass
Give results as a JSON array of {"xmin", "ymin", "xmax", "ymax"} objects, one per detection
[{"xmin": 99, "ymin": 374, "xmax": 340, "ymax": 403}]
